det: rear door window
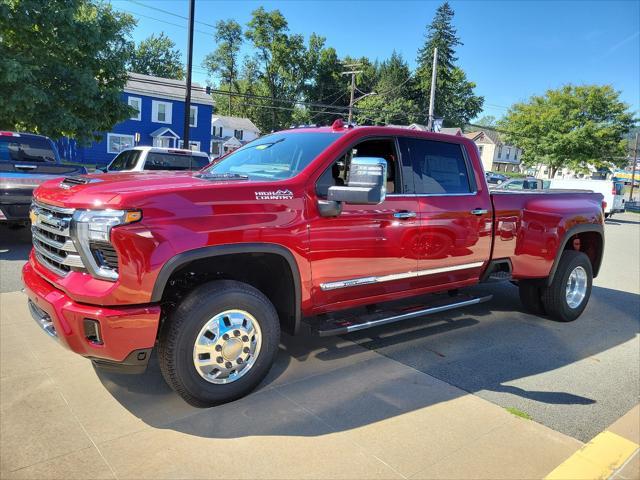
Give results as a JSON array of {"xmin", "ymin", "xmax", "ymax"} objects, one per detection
[
  {"xmin": 403, "ymin": 138, "xmax": 472, "ymax": 194},
  {"xmin": 144, "ymin": 152, "xmax": 205, "ymax": 171},
  {"xmin": 0, "ymin": 136, "xmax": 57, "ymax": 163}
]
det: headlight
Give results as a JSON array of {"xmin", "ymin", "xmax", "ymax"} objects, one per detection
[{"xmin": 72, "ymin": 209, "xmax": 141, "ymax": 281}]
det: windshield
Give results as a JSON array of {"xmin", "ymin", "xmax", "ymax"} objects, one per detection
[
  {"xmin": 108, "ymin": 150, "xmax": 141, "ymax": 171},
  {"xmin": 202, "ymin": 132, "xmax": 341, "ymax": 181},
  {"xmin": 0, "ymin": 136, "xmax": 57, "ymax": 163}
]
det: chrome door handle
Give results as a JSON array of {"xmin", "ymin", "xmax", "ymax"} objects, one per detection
[
  {"xmin": 470, "ymin": 209, "xmax": 488, "ymax": 215},
  {"xmin": 393, "ymin": 211, "xmax": 417, "ymax": 219}
]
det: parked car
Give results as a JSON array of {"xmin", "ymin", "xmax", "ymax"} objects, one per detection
[
  {"xmin": 492, "ymin": 177, "xmax": 550, "ymax": 190},
  {"xmin": 548, "ymin": 178, "xmax": 625, "ymax": 218},
  {"xmin": 485, "ymin": 171, "xmax": 508, "ymax": 184},
  {"xmin": 23, "ymin": 123, "xmax": 605, "ymax": 407},
  {"xmin": 102, "ymin": 146, "xmax": 210, "ymax": 173},
  {"xmin": 0, "ymin": 131, "xmax": 86, "ymax": 224}
]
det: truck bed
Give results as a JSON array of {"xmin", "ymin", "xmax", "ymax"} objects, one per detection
[{"xmin": 489, "ymin": 190, "xmax": 604, "ymax": 280}]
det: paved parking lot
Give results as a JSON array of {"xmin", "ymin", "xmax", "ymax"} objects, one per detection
[{"xmin": 1, "ymin": 214, "xmax": 638, "ymax": 479}]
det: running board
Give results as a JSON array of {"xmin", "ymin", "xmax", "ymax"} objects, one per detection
[{"xmin": 305, "ymin": 294, "xmax": 493, "ymax": 336}]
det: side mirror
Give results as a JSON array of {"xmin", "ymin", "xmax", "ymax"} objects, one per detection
[{"xmin": 327, "ymin": 157, "xmax": 387, "ymax": 205}]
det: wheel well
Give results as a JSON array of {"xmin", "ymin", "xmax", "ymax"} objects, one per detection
[
  {"xmin": 563, "ymin": 231, "xmax": 603, "ymax": 277},
  {"xmin": 159, "ymin": 252, "xmax": 298, "ymax": 335}
]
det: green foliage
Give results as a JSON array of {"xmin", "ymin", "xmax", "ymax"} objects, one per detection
[
  {"xmin": 203, "ymin": 20, "xmax": 243, "ymax": 115},
  {"xmin": 415, "ymin": 2, "xmax": 483, "ymax": 126},
  {"xmin": 244, "ymin": 7, "xmax": 308, "ymax": 132},
  {"xmin": 499, "ymin": 85, "xmax": 635, "ymax": 177},
  {"xmin": 0, "ymin": 0, "xmax": 136, "ymax": 143},
  {"xmin": 355, "ymin": 52, "xmax": 420, "ymax": 125},
  {"xmin": 129, "ymin": 33, "xmax": 184, "ymax": 80},
  {"xmin": 475, "ymin": 115, "xmax": 498, "ymax": 127}
]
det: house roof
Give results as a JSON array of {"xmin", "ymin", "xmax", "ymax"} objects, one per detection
[
  {"xmin": 124, "ymin": 72, "xmax": 214, "ymax": 106},
  {"xmin": 212, "ymin": 115, "xmax": 260, "ymax": 133},
  {"xmin": 465, "ymin": 129, "xmax": 501, "ymax": 144},
  {"xmin": 150, "ymin": 127, "xmax": 180, "ymax": 138},
  {"xmin": 211, "ymin": 135, "xmax": 242, "ymax": 146},
  {"xmin": 439, "ymin": 127, "xmax": 463, "ymax": 136}
]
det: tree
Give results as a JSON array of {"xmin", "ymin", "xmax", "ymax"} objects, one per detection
[
  {"xmin": 244, "ymin": 7, "xmax": 307, "ymax": 131},
  {"xmin": 0, "ymin": 0, "xmax": 136, "ymax": 143},
  {"xmin": 355, "ymin": 52, "xmax": 420, "ymax": 125},
  {"xmin": 415, "ymin": 2, "xmax": 483, "ymax": 127},
  {"xmin": 499, "ymin": 85, "xmax": 635, "ymax": 177},
  {"xmin": 203, "ymin": 20, "xmax": 243, "ymax": 114},
  {"xmin": 130, "ymin": 33, "xmax": 184, "ymax": 80},
  {"xmin": 475, "ymin": 115, "xmax": 497, "ymax": 127}
]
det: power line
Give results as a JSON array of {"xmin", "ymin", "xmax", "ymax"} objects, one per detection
[
  {"xmin": 126, "ymin": 0, "xmax": 217, "ymax": 30},
  {"xmin": 117, "ymin": 7, "xmax": 212, "ymax": 37}
]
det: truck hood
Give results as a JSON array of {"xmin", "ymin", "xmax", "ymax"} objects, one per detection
[
  {"xmin": 32, "ymin": 171, "xmax": 302, "ymax": 212},
  {"xmin": 33, "ymin": 171, "xmax": 236, "ymax": 209}
]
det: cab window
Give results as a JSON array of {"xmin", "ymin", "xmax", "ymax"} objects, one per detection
[
  {"xmin": 403, "ymin": 138, "xmax": 472, "ymax": 194},
  {"xmin": 316, "ymin": 138, "xmax": 401, "ymax": 198}
]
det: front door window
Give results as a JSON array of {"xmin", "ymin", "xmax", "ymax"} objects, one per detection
[{"xmin": 154, "ymin": 136, "xmax": 173, "ymax": 148}]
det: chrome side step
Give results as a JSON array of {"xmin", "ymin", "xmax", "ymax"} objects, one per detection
[{"xmin": 306, "ymin": 294, "xmax": 493, "ymax": 336}]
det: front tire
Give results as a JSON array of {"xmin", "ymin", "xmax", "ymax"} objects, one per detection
[
  {"xmin": 158, "ymin": 280, "xmax": 280, "ymax": 407},
  {"xmin": 541, "ymin": 251, "xmax": 593, "ymax": 322}
]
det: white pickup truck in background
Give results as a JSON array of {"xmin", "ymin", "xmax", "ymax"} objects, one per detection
[
  {"xmin": 549, "ymin": 178, "xmax": 625, "ymax": 218},
  {"xmin": 103, "ymin": 146, "xmax": 210, "ymax": 173}
]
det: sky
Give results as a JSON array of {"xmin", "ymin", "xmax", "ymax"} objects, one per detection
[{"xmin": 111, "ymin": 0, "xmax": 640, "ymax": 121}]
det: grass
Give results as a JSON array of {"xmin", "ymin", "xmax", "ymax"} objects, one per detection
[{"xmin": 505, "ymin": 407, "xmax": 532, "ymax": 420}]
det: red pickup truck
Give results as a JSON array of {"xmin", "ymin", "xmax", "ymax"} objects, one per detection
[{"xmin": 22, "ymin": 123, "xmax": 605, "ymax": 406}]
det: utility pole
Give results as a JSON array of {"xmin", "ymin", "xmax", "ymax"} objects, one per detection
[
  {"xmin": 341, "ymin": 63, "xmax": 377, "ymax": 124},
  {"xmin": 629, "ymin": 131, "xmax": 639, "ymax": 202},
  {"xmin": 182, "ymin": 0, "xmax": 195, "ymax": 148},
  {"xmin": 427, "ymin": 47, "xmax": 438, "ymax": 131},
  {"xmin": 341, "ymin": 64, "xmax": 363, "ymax": 124}
]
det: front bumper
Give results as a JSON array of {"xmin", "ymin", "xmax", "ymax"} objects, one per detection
[{"xmin": 22, "ymin": 261, "xmax": 161, "ymax": 371}]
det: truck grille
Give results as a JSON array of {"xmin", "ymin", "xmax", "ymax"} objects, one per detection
[{"xmin": 31, "ymin": 201, "xmax": 86, "ymax": 276}]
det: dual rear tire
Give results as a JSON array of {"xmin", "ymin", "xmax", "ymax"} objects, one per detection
[{"xmin": 518, "ymin": 250, "xmax": 593, "ymax": 322}]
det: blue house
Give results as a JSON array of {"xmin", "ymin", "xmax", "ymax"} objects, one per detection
[{"xmin": 58, "ymin": 73, "xmax": 214, "ymax": 165}]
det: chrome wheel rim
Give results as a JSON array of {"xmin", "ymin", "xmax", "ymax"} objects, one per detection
[
  {"xmin": 193, "ymin": 309, "xmax": 262, "ymax": 384},
  {"xmin": 565, "ymin": 266, "xmax": 588, "ymax": 309}
]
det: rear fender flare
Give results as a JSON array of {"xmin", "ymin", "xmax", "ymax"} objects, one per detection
[{"xmin": 547, "ymin": 224, "xmax": 604, "ymax": 286}]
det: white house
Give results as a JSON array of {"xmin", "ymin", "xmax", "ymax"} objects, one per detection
[
  {"xmin": 210, "ymin": 115, "xmax": 261, "ymax": 158},
  {"xmin": 464, "ymin": 129, "xmax": 522, "ymax": 173}
]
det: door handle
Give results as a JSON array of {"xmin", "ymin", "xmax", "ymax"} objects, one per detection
[
  {"xmin": 393, "ymin": 211, "xmax": 417, "ymax": 219},
  {"xmin": 470, "ymin": 209, "xmax": 488, "ymax": 215}
]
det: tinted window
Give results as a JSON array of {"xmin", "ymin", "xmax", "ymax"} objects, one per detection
[
  {"xmin": 144, "ymin": 152, "xmax": 203, "ymax": 171},
  {"xmin": 406, "ymin": 139, "xmax": 471, "ymax": 194},
  {"xmin": 108, "ymin": 150, "xmax": 141, "ymax": 171},
  {"xmin": 613, "ymin": 182, "xmax": 623, "ymax": 195},
  {"xmin": 204, "ymin": 132, "xmax": 341, "ymax": 181},
  {"xmin": 0, "ymin": 136, "xmax": 56, "ymax": 163}
]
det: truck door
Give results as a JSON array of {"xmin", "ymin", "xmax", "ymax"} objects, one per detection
[
  {"xmin": 399, "ymin": 136, "xmax": 492, "ymax": 287},
  {"xmin": 308, "ymin": 137, "xmax": 421, "ymax": 308}
]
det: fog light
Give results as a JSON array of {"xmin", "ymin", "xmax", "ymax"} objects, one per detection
[{"xmin": 83, "ymin": 318, "xmax": 103, "ymax": 345}]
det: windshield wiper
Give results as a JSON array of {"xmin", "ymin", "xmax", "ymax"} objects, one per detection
[{"xmin": 197, "ymin": 172, "xmax": 249, "ymax": 181}]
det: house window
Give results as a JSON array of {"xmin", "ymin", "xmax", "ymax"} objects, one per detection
[
  {"xmin": 107, "ymin": 133, "xmax": 135, "ymax": 154},
  {"xmin": 219, "ymin": 127, "xmax": 224, "ymax": 137},
  {"xmin": 128, "ymin": 96, "xmax": 141, "ymax": 121},
  {"xmin": 178, "ymin": 140, "xmax": 201, "ymax": 151},
  {"xmin": 506, "ymin": 147, "xmax": 511, "ymax": 160},
  {"xmin": 189, "ymin": 106, "xmax": 198, "ymax": 127},
  {"xmin": 497, "ymin": 145, "xmax": 502, "ymax": 158},
  {"xmin": 210, "ymin": 141, "xmax": 221, "ymax": 156},
  {"xmin": 478, "ymin": 145, "xmax": 484, "ymax": 156},
  {"xmin": 234, "ymin": 129, "xmax": 243, "ymax": 140},
  {"xmin": 513, "ymin": 149, "xmax": 518, "ymax": 161},
  {"xmin": 152, "ymin": 100, "xmax": 172, "ymax": 124}
]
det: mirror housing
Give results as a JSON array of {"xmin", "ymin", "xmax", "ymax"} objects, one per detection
[{"xmin": 327, "ymin": 157, "xmax": 387, "ymax": 205}]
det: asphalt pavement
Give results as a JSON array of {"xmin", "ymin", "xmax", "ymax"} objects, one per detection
[
  {"xmin": 1, "ymin": 213, "xmax": 639, "ymax": 445},
  {"xmin": 347, "ymin": 213, "xmax": 640, "ymax": 442}
]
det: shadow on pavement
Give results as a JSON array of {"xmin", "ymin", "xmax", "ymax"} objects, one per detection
[{"xmin": 96, "ymin": 282, "xmax": 638, "ymax": 438}]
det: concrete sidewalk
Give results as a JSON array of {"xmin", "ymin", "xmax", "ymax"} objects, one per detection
[{"xmin": 1, "ymin": 290, "xmax": 584, "ymax": 479}]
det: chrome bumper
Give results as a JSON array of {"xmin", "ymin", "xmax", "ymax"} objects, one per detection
[{"xmin": 27, "ymin": 299, "xmax": 57, "ymax": 338}]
